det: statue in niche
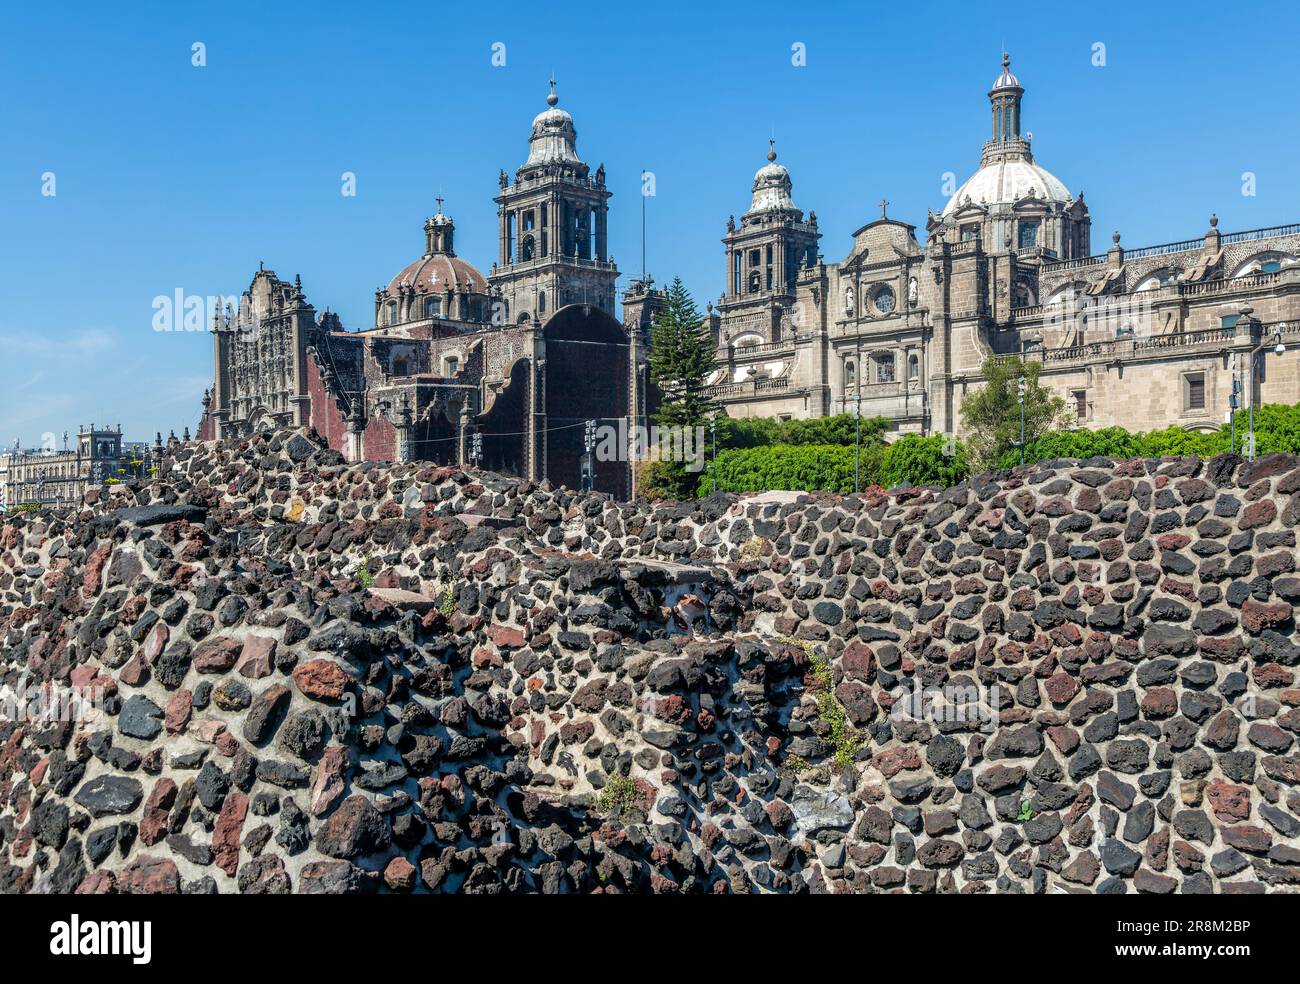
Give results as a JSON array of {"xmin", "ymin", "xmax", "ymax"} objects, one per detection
[
  {"xmin": 843, "ymin": 285, "xmax": 856, "ymax": 316},
  {"xmin": 908, "ymin": 276, "xmax": 918, "ymax": 306}
]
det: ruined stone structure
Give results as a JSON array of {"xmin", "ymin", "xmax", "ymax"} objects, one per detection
[
  {"xmin": 200, "ymin": 84, "xmax": 642, "ymax": 498},
  {"xmin": 708, "ymin": 54, "xmax": 1300, "ymax": 440},
  {"xmin": 3, "ymin": 429, "xmax": 1299, "ymax": 894},
  {"xmin": 0, "ymin": 426, "xmax": 125, "ymax": 511}
]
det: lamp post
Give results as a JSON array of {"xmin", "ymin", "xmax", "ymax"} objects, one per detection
[
  {"xmin": 1018, "ymin": 332, "xmax": 1044, "ymax": 465},
  {"xmin": 1018, "ymin": 376, "xmax": 1027, "ymax": 465},
  {"xmin": 1243, "ymin": 317, "xmax": 1287, "ymax": 460},
  {"xmin": 854, "ymin": 389, "xmax": 862, "ymax": 494},
  {"xmin": 709, "ymin": 412, "xmax": 718, "ymax": 496}
]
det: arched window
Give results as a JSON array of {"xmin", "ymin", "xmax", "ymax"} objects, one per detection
[
  {"xmin": 908, "ymin": 353, "xmax": 919, "ymax": 380},
  {"xmin": 845, "ymin": 361, "xmax": 856, "ymax": 391},
  {"xmin": 748, "ymin": 271, "xmax": 761, "ymax": 293},
  {"xmin": 521, "ymin": 236, "xmax": 535, "ymax": 261},
  {"xmin": 387, "ymin": 302, "xmax": 399, "ymax": 325}
]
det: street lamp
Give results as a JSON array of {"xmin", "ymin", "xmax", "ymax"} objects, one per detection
[
  {"xmin": 1017, "ymin": 332, "xmax": 1043, "ymax": 466},
  {"xmin": 1244, "ymin": 323, "xmax": 1287, "ymax": 460},
  {"xmin": 1018, "ymin": 376, "xmax": 1028, "ymax": 465},
  {"xmin": 854, "ymin": 388, "xmax": 863, "ymax": 494}
]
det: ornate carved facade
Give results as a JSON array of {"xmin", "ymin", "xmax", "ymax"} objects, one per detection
[
  {"xmin": 201, "ymin": 84, "xmax": 643, "ymax": 497},
  {"xmin": 706, "ymin": 54, "xmax": 1299, "ymax": 438}
]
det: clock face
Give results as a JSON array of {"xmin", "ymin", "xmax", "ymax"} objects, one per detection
[{"xmin": 873, "ymin": 285, "xmax": 896, "ymax": 313}]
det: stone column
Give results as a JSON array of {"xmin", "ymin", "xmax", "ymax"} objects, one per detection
[
  {"xmin": 394, "ymin": 394, "xmax": 414, "ymax": 463},
  {"xmin": 344, "ymin": 405, "xmax": 365, "ymax": 463}
]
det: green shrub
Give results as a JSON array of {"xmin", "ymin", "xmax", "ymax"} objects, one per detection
[
  {"xmin": 716, "ymin": 413, "xmax": 889, "ymax": 450},
  {"xmin": 701, "ymin": 443, "xmax": 883, "ymax": 495},
  {"xmin": 880, "ymin": 434, "xmax": 969, "ymax": 487}
]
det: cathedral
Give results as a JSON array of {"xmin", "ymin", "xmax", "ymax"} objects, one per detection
[
  {"xmin": 701, "ymin": 53, "xmax": 1299, "ymax": 440},
  {"xmin": 199, "ymin": 82, "xmax": 647, "ymax": 498},
  {"xmin": 200, "ymin": 58, "xmax": 1300, "ymax": 497}
]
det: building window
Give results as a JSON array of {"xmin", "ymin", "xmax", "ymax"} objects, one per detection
[
  {"xmin": 961, "ymin": 225, "xmax": 979, "ymax": 242},
  {"xmin": 749, "ymin": 249, "xmax": 761, "ymax": 267},
  {"xmin": 445, "ymin": 356, "xmax": 459, "ymax": 376},
  {"xmin": 873, "ymin": 285, "xmax": 896, "ymax": 314},
  {"xmin": 1185, "ymin": 372, "xmax": 1206, "ymax": 412},
  {"xmin": 1220, "ymin": 314, "xmax": 1238, "ymax": 329},
  {"xmin": 424, "ymin": 296, "xmax": 441, "ymax": 319},
  {"xmin": 1072, "ymin": 390, "xmax": 1087, "ymax": 423},
  {"xmin": 748, "ymin": 271, "xmax": 761, "ymax": 293},
  {"xmin": 1018, "ymin": 220, "xmax": 1040, "ymax": 249},
  {"xmin": 844, "ymin": 361, "xmax": 856, "ymax": 391},
  {"xmin": 521, "ymin": 235, "xmax": 535, "ymax": 261},
  {"xmin": 876, "ymin": 353, "xmax": 895, "ymax": 383},
  {"xmin": 387, "ymin": 302, "xmax": 399, "ymax": 325},
  {"xmin": 908, "ymin": 353, "xmax": 919, "ymax": 380}
]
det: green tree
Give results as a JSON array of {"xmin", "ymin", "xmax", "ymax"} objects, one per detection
[
  {"xmin": 647, "ymin": 277, "xmax": 718, "ymax": 499},
  {"xmin": 961, "ymin": 355, "xmax": 1067, "ymax": 471}
]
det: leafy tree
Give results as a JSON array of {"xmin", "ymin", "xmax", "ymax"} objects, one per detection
[
  {"xmin": 961, "ymin": 355, "xmax": 1067, "ymax": 471},
  {"xmin": 647, "ymin": 277, "xmax": 718, "ymax": 499}
]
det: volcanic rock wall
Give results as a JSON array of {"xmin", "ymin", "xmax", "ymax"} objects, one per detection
[{"xmin": 1, "ymin": 431, "xmax": 1299, "ymax": 894}]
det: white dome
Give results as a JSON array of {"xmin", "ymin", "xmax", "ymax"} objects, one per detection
[
  {"xmin": 942, "ymin": 157, "xmax": 1070, "ymax": 217},
  {"xmin": 748, "ymin": 143, "xmax": 796, "ymax": 212}
]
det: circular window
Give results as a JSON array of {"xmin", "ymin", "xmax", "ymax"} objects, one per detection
[{"xmin": 873, "ymin": 285, "xmax": 896, "ymax": 314}]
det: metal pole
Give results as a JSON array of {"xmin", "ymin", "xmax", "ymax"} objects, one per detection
[
  {"xmin": 1248, "ymin": 351, "xmax": 1257, "ymax": 461},
  {"xmin": 710, "ymin": 414, "xmax": 717, "ymax": 495},
  {"xmin": 854, "ymin": 393, "xmax": 861, "ymax": 493},
  {"xmin": 1229, "ymin": 354, "xmax": 1238, "ymax": 454},
  {"xmin": 1018, "ymin": 376, "xmax": 1026, "ymax": 465}
]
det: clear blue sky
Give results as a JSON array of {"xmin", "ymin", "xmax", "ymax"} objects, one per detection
[{"xmin": 3, "ymin": 0, "xmax": 1298, "ymax": 444}]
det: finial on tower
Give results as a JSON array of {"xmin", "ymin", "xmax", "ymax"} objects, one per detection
[
  {"xmin": 767, "ymin": 138, "xmax": 776, "ymax": 163},
  {"xmin": 1002, "ymin": 51, "xmax": 1010, "ymax": 70},
  {"xmin": 546, "ymin": 77, "xmax": 558, "ymax": 107},
  {"xmin": 435, "ymin": 193, "xmax": 444, "ymax": 215}
]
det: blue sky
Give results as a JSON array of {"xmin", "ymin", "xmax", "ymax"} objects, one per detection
[{"xmin": 3, "ymin": 0, "xmax": 1298, "ymax": 444}]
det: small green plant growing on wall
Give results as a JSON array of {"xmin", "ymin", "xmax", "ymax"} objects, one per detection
[
  {"xmin": 357, "ymin": 556, "xmax": 375, "ymax": 590},
  {"xmin": 439, "ymin": 585, "xmax": 455, "ymax": 618},
  {"xmin": 780, "ymin": 636, "xmax": 864, "ymax": 770},
  {"xmin": 1017, "ymin": 799, "xmax": 1034, "ymax": 822},
  {"xmin": 596, "ymin": 774, "xmax": 640, "ymax": 814}
]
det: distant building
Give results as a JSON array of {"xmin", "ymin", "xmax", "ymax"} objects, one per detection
[
  {"xmin": 705, "ymin": 54, "xmax": 1299, "ymax": 437},
  {"xmin": 200, "ymin": 82, "xmax": 646, "ymax": 497},
  {"xmin": 0, "ymin": 425, "xmax": 124, "ymax": 509}
]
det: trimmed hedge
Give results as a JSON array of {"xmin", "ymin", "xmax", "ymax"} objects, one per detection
[{"xmin": 700, "ymin": 443, "xmax": 883, "ymax": 496}]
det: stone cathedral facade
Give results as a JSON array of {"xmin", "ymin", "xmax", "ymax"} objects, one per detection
[
  {"xmin": 200, "ymin": 60, "xmax": 1300, "ymax": 497},
  {"xmin": 200, "ymin": 83, "xmax": 645, "ymax": 498},
  {"xmin": 705, "ymin": 54, "xmax": 1300, "ymax": 439}
]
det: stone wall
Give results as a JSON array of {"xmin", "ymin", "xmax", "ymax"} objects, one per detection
[{"xmin": 1, "ymin": 430, "xmax": 1298, "ymax": 894}]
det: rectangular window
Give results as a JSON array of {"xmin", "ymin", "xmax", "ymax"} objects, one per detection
[
  {"xmin": 1018, "ymin": 220, "xmax": 1040, "ymax": 249},
  {"xmin": 424, "ymin": 296, "xmax": 441, "ymax": 319},
  {"xmin": 962, "ymin": 225, "xmax": 979, "ymax": 242},
  {"xmin": 1073, "ymin": 390, "xmax": 1087, "ymax": 423},
  {"xmin": 1186, "ymin": 373, "xmax": 1206, "ymax": 411},
  {"xmin": 877, "ymin": 354, "xmax": 895, "ymax": 383}
]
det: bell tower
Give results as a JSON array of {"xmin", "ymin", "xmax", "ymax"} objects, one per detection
[
  {"xmin": 717, "ymin": 141, "xmax": 821, "ymax": 344},
  {"xmin": 489, "ymin": 81, "xmax": 618, "ymax": 325}
]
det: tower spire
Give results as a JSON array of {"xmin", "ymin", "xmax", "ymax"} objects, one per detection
[
  {"xmin": 767, "ymin": 138, "xmax": 776, "ymax": 163},
  {"xmin": 546, "ymin": 76, "xmax": 558, "ymax": 107}
]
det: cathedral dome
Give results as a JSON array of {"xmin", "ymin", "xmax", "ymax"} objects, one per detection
[
  {"xmin": 387, "ymin": 254, "xmax": 488, "ymax": 295},
  {"xmin": 526, "ymin": 80, "xmax": 581, "ymax": 166},
  {"xmin": 941, "ymin": 157, "xmax": 1070, "ymax": 217},
  {"xmin": 749, "ymin": 141, "xmax": 796, "ymax": 212},
  {"xmin": 990, "ymin": 52, "xmax": 1020, "ymax": 90}
]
